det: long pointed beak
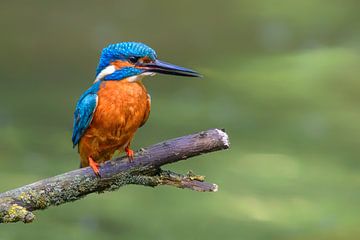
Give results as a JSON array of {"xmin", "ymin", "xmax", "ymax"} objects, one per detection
[{"xmin": 138, "ymin": 60, "xmax": 202, "ymax": 77}]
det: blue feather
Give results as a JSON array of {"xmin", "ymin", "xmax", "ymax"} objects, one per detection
[
  {"xmin": 73, "ymin": 42, "xmax": 157, "ymax": 146},
  {"xmin": 96, "ymin": 42, "xmax": 157, "ymax": 75},
  {"xmin": 72, "ymin": 81, "xmax": 101, "ymax": 147},
  {"xmin": 104, "ymin": 67, "xmax": 143, "ymax": 80}
]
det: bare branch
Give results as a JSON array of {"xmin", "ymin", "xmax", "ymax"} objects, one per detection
[{"xmin": 0, "ymin": 129, "xmax": 229, "ymax": 223}]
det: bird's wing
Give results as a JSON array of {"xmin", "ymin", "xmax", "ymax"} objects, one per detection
[{"xmin": 71, "ymin": 91, "xmax": 99, "ymax": 147}]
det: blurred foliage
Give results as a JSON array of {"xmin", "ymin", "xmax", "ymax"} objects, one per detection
[{"xmin": 0, "ymin": 0, "xmax": 360, "ymax": 239}]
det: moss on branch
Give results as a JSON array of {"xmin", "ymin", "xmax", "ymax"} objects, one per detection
[{"xmin": 0, "ymin": 128, "xmax": 229, "ymax": 223}]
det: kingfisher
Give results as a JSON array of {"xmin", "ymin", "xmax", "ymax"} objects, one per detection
[{"xmin": 72, "ymin": 42, "xmax": 201, "ymax": 176}]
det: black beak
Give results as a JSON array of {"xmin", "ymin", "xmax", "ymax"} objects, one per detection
[{"xmin": 139, "ymin": 60, "xmax": 202, "ymax": 77}]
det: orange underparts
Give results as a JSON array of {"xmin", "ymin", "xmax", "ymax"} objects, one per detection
[{"xmin": 78, "ymin": 80, "xmax": 151, "ymax": 174}]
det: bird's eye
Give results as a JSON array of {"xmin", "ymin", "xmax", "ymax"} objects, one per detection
[{"xmin": 128, "ymin": 56, "xmax": 140, "ymax": 64}]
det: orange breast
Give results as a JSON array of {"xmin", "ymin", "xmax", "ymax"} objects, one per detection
[{"xmin": 78, "ymin": 80, "xmax": 150, "ymax": 166}]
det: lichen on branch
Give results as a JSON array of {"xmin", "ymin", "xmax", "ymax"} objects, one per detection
[{"xmin": 0, "ymin": 128, "xmax": 229, "ymax": 224}]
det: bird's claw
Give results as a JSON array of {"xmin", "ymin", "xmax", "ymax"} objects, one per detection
[
  {"xmin": 88, "ymin": 157, "xmax": 101, "ymax": 178},
  {"xmin": 125, "ymin": 147, "xmax": 134, "ymax": 162}
]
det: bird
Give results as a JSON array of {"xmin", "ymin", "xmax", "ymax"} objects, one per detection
[{"xmin": 72, "ymin": 42, "xmax": 201, "ymax": 177}]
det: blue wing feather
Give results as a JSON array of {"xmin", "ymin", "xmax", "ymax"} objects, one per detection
[{"xmin": 72, "ymin": 81, "xmax": 101, "ymax": 147}]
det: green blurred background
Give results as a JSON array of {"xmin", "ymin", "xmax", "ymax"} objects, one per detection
[{"xmin": 1, "ymin": 0, "xmax": 360, "ymax": 239}]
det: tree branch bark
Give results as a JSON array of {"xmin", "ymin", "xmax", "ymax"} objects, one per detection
[{"xmin": 0, "ymin": 128, "xmax": 229, "ymax": 224}]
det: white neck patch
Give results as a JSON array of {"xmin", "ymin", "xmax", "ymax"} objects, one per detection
[
  {"xmin": 94, "ymin": 65, "xmax": 156, "ymax": 83},
  {"xmin": 94, "ymin": 65, "xmax": 116, "ymax": 83},
  {"xmin": 127, "ymin": 72, "xmax": 156, "ymax": 82}
]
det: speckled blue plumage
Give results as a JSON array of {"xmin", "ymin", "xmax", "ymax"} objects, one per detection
[
  {"xmin": 72, "ymin": 81, "xmax": 101, "ymax": 147},
  {"xmin": 96, "ymin": 42, "xmax": 157, "ymax": 75},
  {"xmin": 72, "ymin": 42, "xmax": 156, "ymax": 147},
  {"xmin": 72, "ymin": 42, "xmax": 157, "ymax": 147}
]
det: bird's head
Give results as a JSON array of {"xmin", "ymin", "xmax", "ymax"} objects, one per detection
[{"xmin": 94, "ymin": 42, "xmax": 201, "ymax": 82}]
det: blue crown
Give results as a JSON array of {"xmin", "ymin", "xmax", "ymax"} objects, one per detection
[{"xmin": 96, "ymin": 42, "xmax": 157, "ymax": 75}]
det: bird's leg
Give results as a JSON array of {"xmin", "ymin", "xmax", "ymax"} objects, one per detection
[
  {"xmin": 88, "ymin": 156, "xmax": 101, "ymax": 177},
  {"xmin": 125, "ymin": 143, "xmax": 134, "ymax": 162}
]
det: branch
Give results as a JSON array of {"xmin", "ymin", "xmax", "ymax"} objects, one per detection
[{"xmin": 0, "ymin": 128, "xmax": 229, "ymax": 224}]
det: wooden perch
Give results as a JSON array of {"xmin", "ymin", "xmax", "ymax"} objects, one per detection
[{"xmin": 0, "ymin": 128, "xmax": 229, "ymax": 224}]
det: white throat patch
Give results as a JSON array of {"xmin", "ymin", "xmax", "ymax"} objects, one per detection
[
  {"xmin": 127, "ymin": 72, "xmax": 156, "ymax": 82},
  {"xmin": 94, "ymin": 65, "xmax": 156, "ymax": 83},
  {"xmin": 94, "ymin": 65, "xmax": 116, "ymax": 83}
]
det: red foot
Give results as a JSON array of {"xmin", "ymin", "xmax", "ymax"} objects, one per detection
[
  {"xmin": 125, "ymin": 146, "xmax": 134, "ymax": 162},
  {"xmin": 88, "ymin": 157, "xmax": 101, "ymax": 177}
]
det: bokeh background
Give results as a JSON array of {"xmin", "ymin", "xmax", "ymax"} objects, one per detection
[{"xmin": 1, "ymin": 0, "xmax": 360, "ymax": 239}]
